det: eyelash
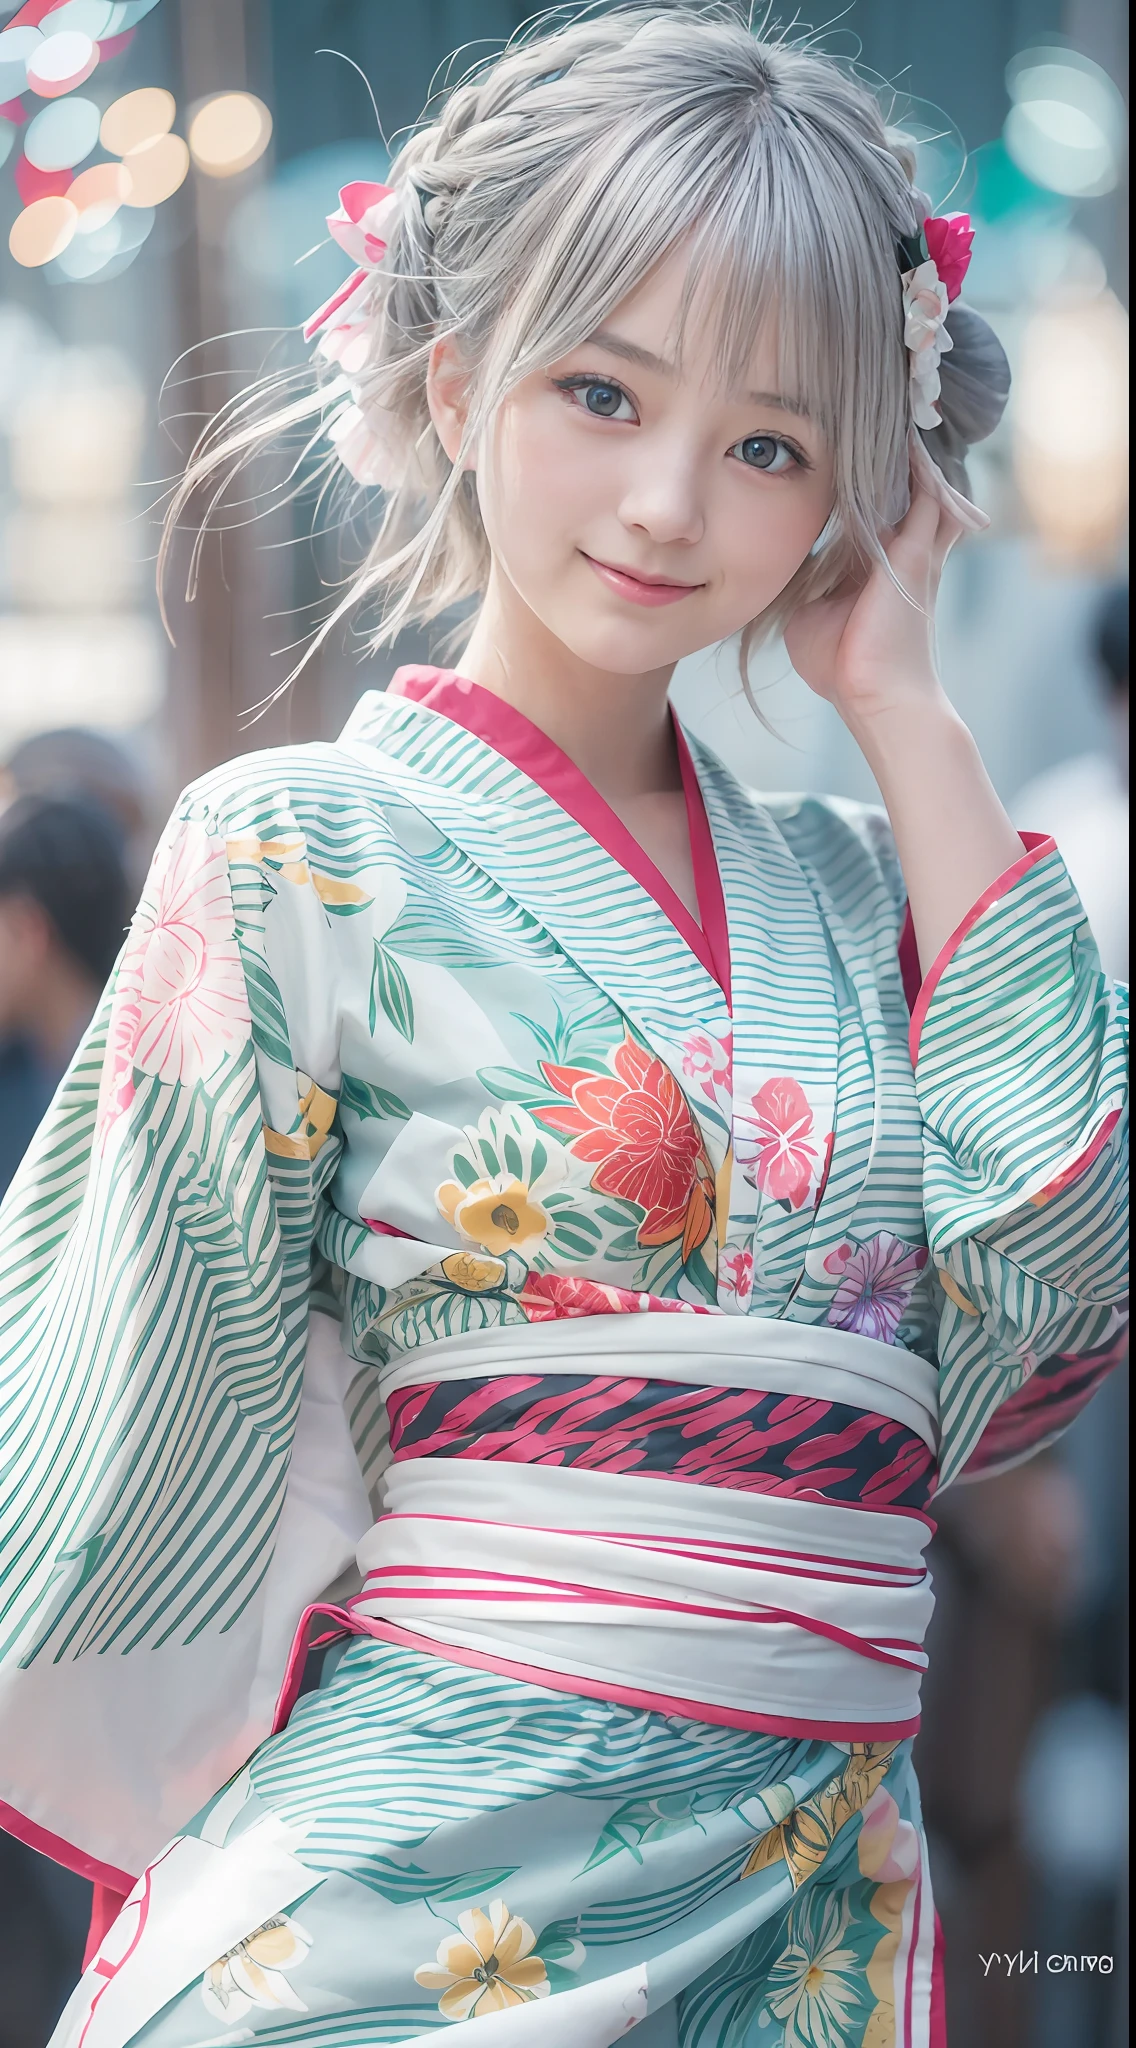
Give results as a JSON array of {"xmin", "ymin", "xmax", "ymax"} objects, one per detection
[{"xmin": 552, "ymin": 372, "xmax": 810, "ymax": 472}]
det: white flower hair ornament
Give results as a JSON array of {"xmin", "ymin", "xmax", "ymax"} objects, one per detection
[
  {"xmin": 896, "ymin": 211, "xmax": 992, "ymax": 534},
  {"xmin": 896, "ymin": 213, "xmax": 973, "ymax": 431},
  {"xmin": 303, "ymin": 181, "xmax": 410, "ymax": 490}
]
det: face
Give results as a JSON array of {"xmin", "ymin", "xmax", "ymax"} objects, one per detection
[
  {"xmin": 0, "ymin": 894, "xmax": 50, "ymax": 1032},
  {"xmin": 432, "ymin": 242, "xmax": 835, "ymax": 678}
]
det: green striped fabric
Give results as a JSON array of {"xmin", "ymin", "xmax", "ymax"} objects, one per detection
[{"xmin": 0, "ymin": 693, "xmax": 1127, "ymax": 1879}]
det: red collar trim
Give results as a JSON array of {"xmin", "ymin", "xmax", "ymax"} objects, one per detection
[{"xmin": 388, "ymin": 666, "xmax": 730, "ymax": 1001}]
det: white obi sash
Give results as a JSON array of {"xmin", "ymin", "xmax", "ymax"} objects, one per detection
[{"xmin": 351, "ymin": 1315, "xmax": 939, "ymax": 1740}]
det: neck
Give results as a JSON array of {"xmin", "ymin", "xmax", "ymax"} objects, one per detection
[{"xmin": 457, "ymin": 567, "xmax": 682, "ymax": 800}]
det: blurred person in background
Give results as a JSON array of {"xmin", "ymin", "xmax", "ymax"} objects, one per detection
[
  {"xmin": 0, "ymin": 796, "xmax": 129, "ymax": 1200},
  {"xmin": 1012, "ymin": 584, "xmax": 1128, "ymax": 983},
  {"xmin": 0, "ymin": 765, "xmax": 136, "ymax": 2039},
  {"xmin": 1, "ymin": 729, "xmax": 151, "ymax": 899}
]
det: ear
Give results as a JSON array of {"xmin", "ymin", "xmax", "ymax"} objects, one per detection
[{"xmin": 426, "ymin": 336, "xmax": 474, "ymax": 469}]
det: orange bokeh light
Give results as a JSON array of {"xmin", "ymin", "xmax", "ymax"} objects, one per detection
[
  {"xmin": 69, "ymin": 159, "xmax": 132, "ymax": 230},
  {"xmin": 9, "ymin": 192, "xmax": 78, "ymax": 266},
  {"xmin": 121, "ymin": 129, "xmax": 188, "ymax": 207},
  {"xmin": 100, "ymin": 85, "xmax": 175, "ymax": 158}
]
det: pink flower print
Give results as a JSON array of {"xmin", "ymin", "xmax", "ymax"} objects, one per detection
[
  {"xmin": 719, "ymin": 1247, "xmax": 753, "ymax": 1302},
  {"xmin": 740, "ymin": 1076, "xmax": 817, "ymax": 1210},
  {"xmin": 682, "ymin": 1029, "xmax": 731, "ymax": 1104},
  {"xmin": 96, "ymin": 926, "xmax": 147, "ymax": 1142},
  {"xmin": 826, "ymin": 1233, "xmax": 928, "ymax": 1345},
  {"xmin": 97, "ymin": 824, "xmax": 250, "ymax": 1145}
]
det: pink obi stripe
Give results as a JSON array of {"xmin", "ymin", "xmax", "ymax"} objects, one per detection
[
  {"xmin": 354, "ymin": 1518, "xmax": 928, "ymax": 1673},
  {"xmin": 0, "ymin": 1795, "xmax": 134, "ymax": 1893},
  {"xmin": 271, "ymin": 1608, "xmax": 922, "ymax": 1744},
  {"xmin": 340, "ymin": 1457, "xmax": 934, "ymax": 1736}
]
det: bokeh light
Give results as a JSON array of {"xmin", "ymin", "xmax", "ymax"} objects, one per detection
[
  {"xmin": 100, "ymin": 83, "xmax": 174, "ymax": 156},
  {"xmin": 68, "ymin": 156, "xmax": 131, "ymax": 229},
  {"xmin": 1015, "ymin": 291, "xmax": 1129, "ymax": 562},
  {"xmin": 40, "ymin": 1, "xmax": 117, "ymax": 36},
  {"xmin": 52, "ymin": 199, "xmax": 152, "ymax": 280},
  {"xmin": 0, "ymin": 25, "xmax": 42, "ymax": 101},
  {"xmin": 107, "ymin": 0, "xmax": 163, "ymax": 26},
  {"xmin": 1005, "ymin": 48, "xmax": 1126, "ymax": 199},
  {"xmin": 120, "ymin": 127, "xmax": 187, "ymax": 205},
  {"xmin": 9, "ymin": 191, "xmax": 78, "ymax": 266},
  {"xmin": 188, "ymin": 91, "xmax": 272, "ymax": 177},
  {"xmin": 24, "ymin": 91, "xmax": 99, "ymax": 170},
  {"xmin": 26, "ymin": 29, "xmax": 99, "ymax": 98},
  {"xmin": 14, "ymin": 152, "xmax": 72, "ymax": 203}
]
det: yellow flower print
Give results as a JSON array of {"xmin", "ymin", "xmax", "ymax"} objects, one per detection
[
  {"xmin": 225, "ymin": 833, "xmax": 310, "ymax": 886},
  {"xmin": 740, "ymin": 1743, "xmax": 898, "ymax": 1888},
  {"xmin": 937, "ymin": 1267, "xmax": 980, "ymax": 1315},
  {"xmin": 201, "ymin": 1912, "xmax": 311, "ymax": 2023},
  {"xmin": 437, "ymin": 1177, "xmax": 550, "ymax": 1258},
  {"xmin": 263, "ymin": 1072, "xmax": 339, "ymax": 1159},
  {"xmin": 310, "ymin": 871, "xmax": 372, "ymax": 910},
  {"xmin": 441, "ymin": 1251, "xmax": 509, "ymax": 1292},
  {"xmin": 414, "ymin": 1898, "xmax": 551, "ymax": 2020}
]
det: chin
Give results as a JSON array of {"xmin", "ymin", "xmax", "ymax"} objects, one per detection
[{"xmin": 549, "ymin": 611, "xmax": 710, "ymax": 677}]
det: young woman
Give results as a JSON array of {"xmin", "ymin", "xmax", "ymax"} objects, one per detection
[{"xmin": 0, "ymin": 9, "xmax": 1127, "ymax": 2044}]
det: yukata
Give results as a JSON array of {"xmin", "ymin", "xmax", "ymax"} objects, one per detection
[{"xmin": 0, "ymin": 666, "xmax": 1127, "ymax": 2048}]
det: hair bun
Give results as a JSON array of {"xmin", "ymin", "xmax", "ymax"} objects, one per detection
[{"xmin": 921, "ymin": 300, "xmax": 1010, "ymax": 495}]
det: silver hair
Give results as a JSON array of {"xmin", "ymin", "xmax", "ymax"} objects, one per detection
[{"xmin": 161, "ymin": 2, "xmax": 1010, "ymax": 684}]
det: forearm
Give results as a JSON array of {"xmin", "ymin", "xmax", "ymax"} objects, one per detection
[{"xmin": 845, "ymin": 689, "xmax": 1024, "ymax": 973}]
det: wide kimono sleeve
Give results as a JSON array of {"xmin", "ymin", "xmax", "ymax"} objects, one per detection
[
  {"xmin": 909, "ymin": 837, "xmax": 1128, "ymax": 1486},
  {"xmin": 0, "ymin": 782, "xmax": 358, "ymax": 1888}
]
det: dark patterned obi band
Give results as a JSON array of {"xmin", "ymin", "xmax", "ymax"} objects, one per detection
[{"xmin": 388, "ymin": 1371, "xmax": 936, "ymax": 1511}]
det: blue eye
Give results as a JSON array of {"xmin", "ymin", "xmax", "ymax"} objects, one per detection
[
  {"xmin": 733, "ymin": 434, "xmax": 796, "ymax": 473},
  {"xmin": 583, "ymin": 383, "xmax": 625, "ymax": 417},
  {"xmin": 555, "ymin": 375, "xmax": 638, "ymax": 423}
]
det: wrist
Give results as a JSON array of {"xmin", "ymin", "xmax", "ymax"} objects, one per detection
[{"xmin": 840, "ymin": 686, "xmax": 970, "ymax": 776}]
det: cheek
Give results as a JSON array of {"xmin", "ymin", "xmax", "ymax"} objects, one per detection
[
  {"xmin": 715, "ymin": 474, "xmax": 832, "ymax": 600},
  {"xmin": 478, "ymin": 402, "xmax": 599, "ymax": 561}
]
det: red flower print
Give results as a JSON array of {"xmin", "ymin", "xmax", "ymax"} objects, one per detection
[
  {"xmin": 719, "ymin": 1247, "xmax": 753, "ymax": 1300},
  {"xmin": 518, "ymin": 1273, "xmax": 710, "ymax": 1322},
  {"xmin": 738, "ymin": 1076, "xmax": 818, "ymax": 1210},
  {"xmin": 519, "ymin": 1274, "xmax": 638, "ymax": 1322},
  {"xmin": 537, "ymin": 1032, "xmax": 714, "ymax": 1251}
]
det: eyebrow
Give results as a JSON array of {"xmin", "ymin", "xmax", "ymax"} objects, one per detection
[{"xmin": 585, "ymin": 328, "xmax": 812, "ymax": 420}]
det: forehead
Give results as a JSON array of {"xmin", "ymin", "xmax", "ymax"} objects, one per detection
[{"xmin": 593, "ymin": 242, "xmax": 812, "ymax": 417}]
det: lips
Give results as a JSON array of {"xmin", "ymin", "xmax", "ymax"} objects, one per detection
[{"xmin": 581, "ymin": 552, "xmax": 702, "ymax": 608}]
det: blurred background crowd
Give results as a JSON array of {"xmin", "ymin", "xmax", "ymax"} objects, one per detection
[{"xmin": 0, "ymin": 2, "xmax": 1128, "ymax": 2043}]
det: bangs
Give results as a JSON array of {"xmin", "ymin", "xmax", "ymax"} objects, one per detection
[{"xmin": 473, "ymin": 45, "xmax": 911, "ymax": 540}]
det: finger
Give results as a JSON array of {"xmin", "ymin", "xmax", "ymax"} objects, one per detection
[
  {"xmin": 932, "ymin": 512, "xmax": 965, "ymax": 575},
  {"xmin": 888, "ymin": 480, "xmax": 942, "ymax": 558}
]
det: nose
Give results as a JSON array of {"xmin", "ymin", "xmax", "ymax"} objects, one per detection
[{"xmin": 616, "ymin": 431, "xmax": 706, "ymax": 549}]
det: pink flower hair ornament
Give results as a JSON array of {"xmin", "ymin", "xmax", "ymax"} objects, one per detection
[
  {"xmin": 304, "ymin": 180, "xmax": 413, "ymax": 490},
  {"xmin": 896, "ymin": 212, "xmax": 973, "ymax": 434}
]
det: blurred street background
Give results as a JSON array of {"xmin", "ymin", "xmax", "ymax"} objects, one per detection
[{"xmin": 0, "ymin": 2, "xmax": 1128, "ymax": 2043}]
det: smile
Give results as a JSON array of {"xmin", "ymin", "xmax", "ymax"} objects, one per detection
[{"xmin": 581, "ymin": 553, "xmax": 703, "ymax": 607}]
